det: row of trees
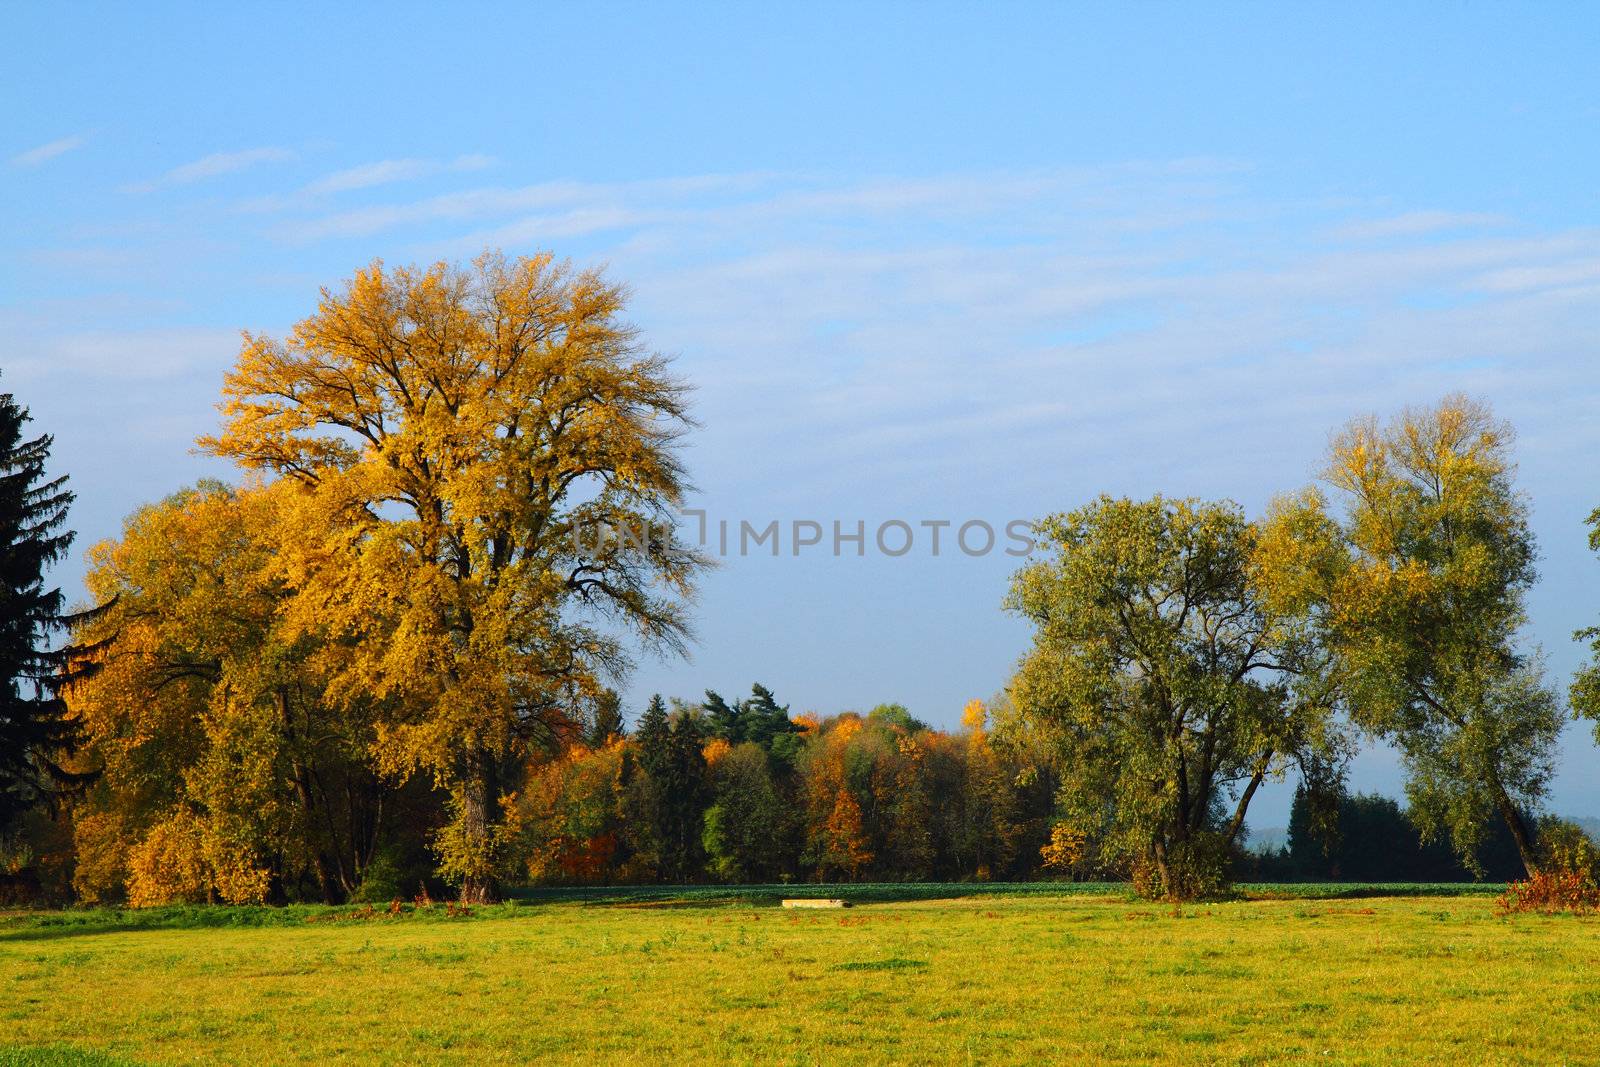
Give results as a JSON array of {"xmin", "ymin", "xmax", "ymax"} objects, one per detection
[
  {"xmin": 1239, "ymin": 785, "xmax": 1529, "ymax": 884},
  {"xmin": 1007, "ymin": 396, "xmax": 1586, "ymax": 897},
  {"xmin": 517, "ymin": 693, "xmax": 1059, "ymax": 887},
  {"xmin": 3, "ymin": 250, "xmax": 1600, "ymax": 904}
]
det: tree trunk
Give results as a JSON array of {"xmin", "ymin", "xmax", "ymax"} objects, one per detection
[
  {"xmin": 275, "ymin": 688, "xmax": 341, "ymax": 904},
  {"xmin": 1152, "ymin": 839, "xmax": 1173, "ymax": 899},
  {"xmin": 458, "ymin": 745, "xmax": 500, "ymax": 904},
  {"xmin": 1492, "ymin": 779, "xmax": 1539, "ymax": 878},
  {"xmin": 1222, "ymin": 753, "xmax": 1271, "ymax": 847},
  {"xmin": 293, "ymin": 765, "xmax": 340, "ymax": 904}
]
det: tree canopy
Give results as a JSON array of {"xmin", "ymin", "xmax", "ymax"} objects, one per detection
[
  {"xmin": 199, "ymin": 253, "xmax": 706, "ymax": 901},
  {"xmin": 0, "ymin": 246, "xmax": 1586, "ymax": 908},
  {"xmin": 1006, "ymin": 495, "xmax": 1341, "ymax": 899},
  {"xmin": 1257, "ymin": 395, "xmax": 1561, "ymax": 876}
]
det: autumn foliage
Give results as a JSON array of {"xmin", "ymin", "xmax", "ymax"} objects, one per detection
[
  {"xmin": 1496, "ymin": 819, "xmax": 1600, "ymax": 915},
  {"xmin": 194, "ymin": 253, "xmax": 705, "ymax": 903},
  {"xmin": 506, "ymin": 698, "xmax": 1059, "ymax": 887}
]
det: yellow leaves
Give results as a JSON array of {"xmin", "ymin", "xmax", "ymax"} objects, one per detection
[
  {"xmin": 197, "ymin": 251, "xmax": 700, "ymax": 820},
  {"xmin": 961, "ymin": 698, "xmax": 988, "ymax": 734},
  {"xmin": 1251, "ymin": 488, "xmax": 1341, "ymax": 616},
  {"xmin": 125, "ymin": 812, "xmax": 270, "ymax": 907},
  {"xmin": 77, "ymin": 249, "xmax": 703, "ymax": 896},
  {"xmin": 65, "ymin": 477, "xmax": 376, "ymax": 905},
  {"xmin": 1039, "ymin": 823, "xmax": 1087, "ymax": 872},
  {"xmin": 70, "ymin": 810, "xmax": 131, "ymax": 904},
  {"xmin": 125, "ymin": 815, "xmax": 210, "ymax": 907},
  {"xmin": 821, "ymin": 789, "xmax": 872, "ymax": 879},
  {"xmin": 831, "ymin": 716, "xmax": 863, "ymax": 746},
  {"xmin": 1317, "ymin": 395, "xmax": 1530, "ymax": 654},
  {"xmin": 512, "ymin": 737, "xmax": 628, "ymax": 885},
  {"xmin": 702, "ymin": 737, "xmax": 732, "ymax": 767}
]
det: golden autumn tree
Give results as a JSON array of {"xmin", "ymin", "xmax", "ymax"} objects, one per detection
[
  {"xmin": 821, "ymin": 789, "xmax": 873, "ymax": 880},
  {"xmin": 799, "ymin": 716, "xmax": 874, "ymax": 879},
  {"xmin": 201, "ymin": 252, "xmax": 706, "ymax": 902},
  {"xmin": 67, "ymin": 480, "xmax": 347, "ymax": 905}
]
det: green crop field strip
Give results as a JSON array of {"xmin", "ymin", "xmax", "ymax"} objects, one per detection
[{"xmin": 1, "ymin": 885, "xmax": 1593, "ymax": 1065}]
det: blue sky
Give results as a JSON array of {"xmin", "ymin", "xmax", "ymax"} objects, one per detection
[{"xmin": 5, "ymin": 3, "xmax": 1600, "ymax": 827}]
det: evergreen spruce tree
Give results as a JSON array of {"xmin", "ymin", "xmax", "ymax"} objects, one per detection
[
  {"xmin": 635, "ymin": 695, "xmax": 670, "ymax": 772},
  {"xmin": 702, "ymin": 690, "xmax": 744, "ymax": 742},
  {"xmin": 585, "ymin": 688, "xmax": 626, "ymax": 747},
  {"xmin": 662, "ymin": 708, "xmax": 708, "ymax": 880},
  {"xmin": 635, "ymin": 695, "xmax": 707, "ymax": 881},
  {"xmin": 741, "ymin": 683, "xmax": 799, "ymax": 748},
  {"xmin": 633, "ymin": 694, "xmax": 674, "ymax": 871},
  {"xmin": 0, "ymin": 391, "xmax": 95, "ymax": 825}
]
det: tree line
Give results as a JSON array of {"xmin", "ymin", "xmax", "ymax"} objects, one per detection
[
  {"xmin": 1237, "ymin": 786, "xmax": 1530, "ymax": 884},
  {"xmin": 2, "ymin": 250, "xmax": 1600, "ymax": 904}
]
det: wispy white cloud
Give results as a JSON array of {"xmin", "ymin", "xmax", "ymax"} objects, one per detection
[
  {"xmin": 305, "ymin": 158, "xmax": 435, "ymax": 195},
  {"xmin": 4, "ymin": 327, "xmax": 241, "ymax": 384},
  {"xmin": 10, "ymin": 134, "xmax": 86, "ymax": 167},
  {"xmin": 301, "ymin": 153, "xmax": 494, "ymax": 196},
  {"xmin": 1331, "ymin": 210, "xmax": 1508, "ymax": 241},
  {"xmin": 128, "ymin": 147, "xmax": 296, "ymax": 192},
  {"xmin": 274, "ymin": 173, "xmax": 775, "ymax": 241},
  {"xmin": 470, "ymin": 173, "xmax": 1594, "ymax": 526},
  {"xmin": 1469, "ymin": 257, "xmax": 1600, "ymax": 294}
]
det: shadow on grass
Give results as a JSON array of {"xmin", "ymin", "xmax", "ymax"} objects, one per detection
[
  {"xmin": 1237, "ymin": 882, "xmax": 1505, "ymax": 900},
  {"xmin": 0, "ymin": 1047, "xmax": 140, "ymax": 1067},
  {"xmin": 0, "ymin": 901, "xmax": 536, "ymax": 943},
  {"xmin": 0, "ymin": 881, "xmax": 1506, "ymax": 940},
  {"xmin": 505, "ymin": 881, "xmax": 1128, "ymax": 908}
]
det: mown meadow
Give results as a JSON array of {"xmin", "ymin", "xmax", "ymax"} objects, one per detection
[{"xmin": 3, "ymin": 884, "xmax": 1593, "ymax": 1066}]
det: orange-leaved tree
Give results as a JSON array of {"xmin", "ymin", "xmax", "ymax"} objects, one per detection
[
  {"xmin": 69, "ymin": 482, "xmax": 314, "ymax": 904},
  {"xmin": 201, "ymin": 252, "xmax": 705, "ymax": 902}
]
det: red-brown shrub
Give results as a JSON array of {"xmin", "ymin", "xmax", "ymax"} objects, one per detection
[{"xmin": 1496, "ymin": 870, "xmax": 1600, "ymax": 915}]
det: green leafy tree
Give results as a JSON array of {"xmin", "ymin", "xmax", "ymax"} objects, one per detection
[
  {"xmin": 1007, "ymin": 495, "xmax": 1339, "ymax": 899},
  {"xmin": 701, "ymin": 742, "xmax": 788, "ymax": 882},
  {"xmin": 1568, "ymin": 512, "xmax": 1600, "ymax": 753},
  {"xmin": 865, "ymin": 702, "xmax": 926, "ymax": 733},
  {"xmin": 1259, "ymin": 396, "xmax": 1561, "ymax": 876}
]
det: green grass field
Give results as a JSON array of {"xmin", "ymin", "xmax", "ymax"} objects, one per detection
[{"xmin": 2, "ymin": 884, "xmax": 1593, "ymax": 1065}]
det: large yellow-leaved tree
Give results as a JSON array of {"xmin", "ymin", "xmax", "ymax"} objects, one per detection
[{"xmin": 201, "ymin": 252, "xmax": 705, "ymax": 901}]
